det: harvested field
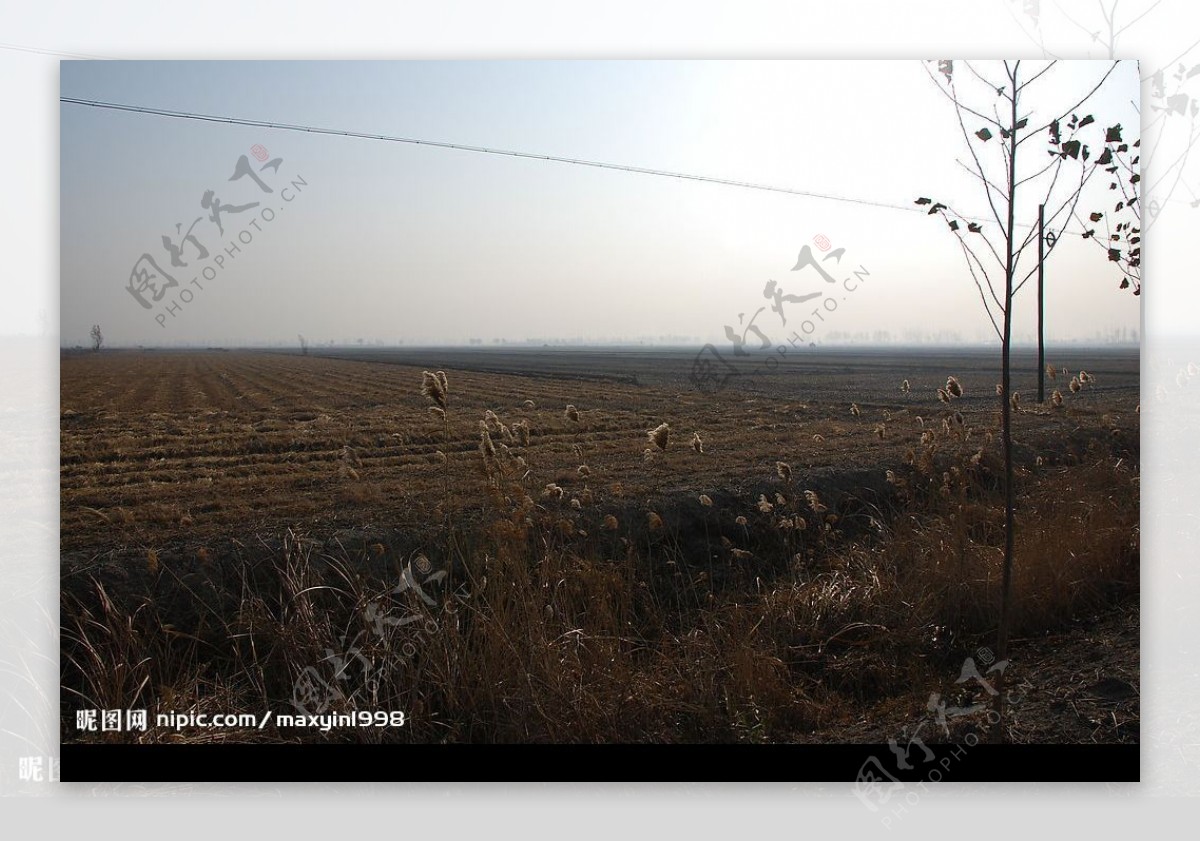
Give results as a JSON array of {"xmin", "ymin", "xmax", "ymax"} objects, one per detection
[
  {"xmin": 60, "ymin": 346, "xmax": 1137, "ymax": 554},
  {"xmin": 60, "ymin": 346, "xmax": 1139, "ymax": 746}
]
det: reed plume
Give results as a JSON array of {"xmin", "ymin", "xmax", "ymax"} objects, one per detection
[
  {"xmin": 339, "ymin": 445, "xmax": 360, "ymax": 480},
  {"xmin": 647, "ymin": 422, "xmax": 670, "ymax": 451},
  {"xmin": 945, "ymin": 376, "xmax": 962, "ymax": 398},
  {"xmin": 420, "ymin": 370, "xmax": 448, "ymax": 410},
  {"xmin": 512, "ymin": 419, "xmax": 530, "ymax": 446},
  {"xmin": 691, "ymin": 432, "xmax": 704, "ymax": 453},
  {"xmin": 482, "ymin": 409, "xmax": 501, "ymax": 432},
  {"xmin": 776, "ymin": 461, "xmax": 792, "ymax": 483},
  {"xmin": 478, "ymin": 422, "xmax": 497, "ymax": 468}
]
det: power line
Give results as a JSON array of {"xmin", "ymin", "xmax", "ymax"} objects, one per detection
[
  {"xmin": 60, "ymin": 95, "xmax": 1081, "ymax": 232},
  {"xmin": 58, "ymin": 95, "xmax": 944, "ymax": 217},
  {"xmin": 0, "ymin": 41, "xmax": 110, "ymax": 60}
]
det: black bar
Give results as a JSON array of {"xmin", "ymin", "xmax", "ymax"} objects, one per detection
[{"xmin": 62, "ymin": 743, "xmax": 1138, "ymax": 783}]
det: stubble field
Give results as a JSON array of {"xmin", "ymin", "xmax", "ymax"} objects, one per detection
[{"xmin": 60, "ymin": 346, "xmax": 1140, "ymax": 745}]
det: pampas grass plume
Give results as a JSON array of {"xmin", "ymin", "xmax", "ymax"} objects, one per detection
[
  {"xmin": 421, "ymin": 370, "xmax": 448, "ymax": 410},
  {"xmin": 647, "ymin": 422, "xmax": 670, "ymax": 451}
]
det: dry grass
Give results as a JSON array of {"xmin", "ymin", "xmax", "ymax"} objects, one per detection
[
  {"xmin": 61, "ymin": 349, "xmax": 1139, "ymax": 744},
  {"xmin": 62, "ymin": 436, "xmax": 1137, "ymax": 744}
]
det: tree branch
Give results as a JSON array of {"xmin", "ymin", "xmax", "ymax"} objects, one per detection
[
  {"xmin": 920, "ymin": 62, "xmax": 1005, "ymax": 129},
  {"xmin": 1016, "ymin": 60, "xmax": 1059, "ymax": 93},
  {"xmin": 957, "ymin": 236, "xmax": 1004, "ymax": 340},
  {"xmin": 1017, "ymin": 61, "xmax": 1122, "ymax": 146}
]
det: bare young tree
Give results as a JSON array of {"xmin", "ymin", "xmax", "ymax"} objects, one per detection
[
  {"xmin": 1005, "ymin": 0, "xmax": 1196, "ymax": 235},
  {"xmin": 298, "ymin": 333, "xmax": 309, "ymax": 356},
  {"xmin": 90, "ymin": 324, "xmax": 103, "ymax": 352},
  {"xmin": 915, "ymin": 59, "xmax": 1129, "ymax": 740}
]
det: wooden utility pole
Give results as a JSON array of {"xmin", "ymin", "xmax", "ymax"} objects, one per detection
[{"xmin": 1037, "ymin": 203, "xmax": 1045, "ymax": 403}]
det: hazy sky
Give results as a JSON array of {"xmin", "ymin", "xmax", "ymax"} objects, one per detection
[{"xmin": 60, "ymin": 59, "xmax": 1141, "ymax": 347}]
